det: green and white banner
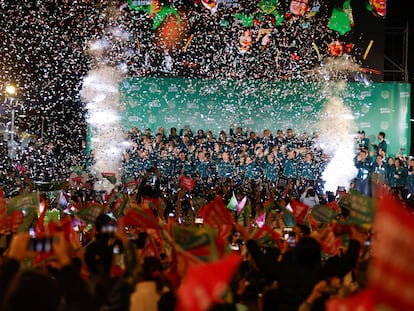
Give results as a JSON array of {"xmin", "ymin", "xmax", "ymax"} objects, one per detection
[{"xmin": 119, "ymin": 78, "xmax": 410, "ymax": 156}]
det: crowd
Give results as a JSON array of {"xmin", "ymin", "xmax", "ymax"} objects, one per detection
[{"xmin": 0, "ymin": 123, "xmax": 413, "ymax": 311}]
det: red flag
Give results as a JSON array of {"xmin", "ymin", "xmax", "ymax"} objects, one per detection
[
  {"xmin": 176, "ymin": 253, "xmax": 242, "ymax": 311},
  {"xmin": 179, "ymin": 175, "xmax": 196, "ymax": 192},
  {"xmin": 197, "ymin": 196, "xmax": 235, "ymax": 230},
  {"xmin": 252, "ymin": 224, "xmax": 283, "ymax": 249},
  {"xmin": 320, "ymin": 230, "xmax": 342, "ymax": 256},
  {"xmin": 123, "ymin": 206, "xmax": 160, "ymax": 229},
  {"xmin": 290, "ymin": 200, "xmax": 309, "ymax": 225},
  {"xmin": 34, "ymin": 196, "xmax": 49, "ymax": 238},
  {"xmin": 141, "ymin": 196, "xmax": 159, "ymax": 210},
  {"xmin": 326, "ymin": 200, "xmax": 341, "ymax": 213},
  {"xmin": 368, "ymin": 192, "xmax": 414, "ymax": 311}
]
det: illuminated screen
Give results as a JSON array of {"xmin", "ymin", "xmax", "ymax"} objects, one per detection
[{"xmin": 118, "ymin": 77, "xmax": 410, "ymax": 156}]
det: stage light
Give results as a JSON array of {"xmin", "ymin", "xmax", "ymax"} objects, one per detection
[{"xmin": 5, "ymin": 84, "xmax": 16, "ymax": 96}]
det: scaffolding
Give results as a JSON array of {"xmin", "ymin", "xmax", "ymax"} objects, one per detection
[{"xmin": 384, "ymin": 21, "xmax": 409, "ymax": 82}]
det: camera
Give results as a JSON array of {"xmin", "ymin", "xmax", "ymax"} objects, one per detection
[
  {"xmin": 283, "ymin": 228, "xmax": 296, "ymax": 248},
  {"xmin": 28, "ymin": 237, "xmax": 54, "ymax": 253}
]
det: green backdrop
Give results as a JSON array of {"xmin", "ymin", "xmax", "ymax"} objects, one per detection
[{"xmin": 118, "ymin": 77, "xmax": 411, "ymax": 156}]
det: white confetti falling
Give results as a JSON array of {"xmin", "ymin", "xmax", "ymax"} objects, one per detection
[
  {"xmin": 80, "ymin": 18, "xmax": 132, "ymax": 192},
  {"xmin": 315, "ymin": 58, "xmax": 360, "ymax": 193}
]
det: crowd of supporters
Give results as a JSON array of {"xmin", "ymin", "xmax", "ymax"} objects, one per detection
[{"xmin": 0, "ymin": 123, "xmax": 413, "ymax": 311}]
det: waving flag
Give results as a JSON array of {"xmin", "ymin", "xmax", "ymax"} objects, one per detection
[
  {"xmin": 176, "ymin": 253, "xmax": 242, "ymax": 311},
  {"xmin": 75, "ymin": 202, "xmax": 106, "ymax": 224},
  {"xmin": 237, "ymin": 196, "xmax": 247, "ymax": 214},
  {"xmin": 226, "ymin": 192, "xmax": 238, "ymax": 212},
  {"xmin": 172, "ymin": 225, "xmax": 219, "ymax": 262}
]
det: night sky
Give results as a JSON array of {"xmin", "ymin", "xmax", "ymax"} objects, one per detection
[{"xmin": 0, "ymin": 0, "xmax": 411, "ymax": 153}]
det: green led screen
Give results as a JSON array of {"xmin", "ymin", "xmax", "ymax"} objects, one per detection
[{"xmin": 117, "ymin": 77, "xmax": 410, "ymax": 156}]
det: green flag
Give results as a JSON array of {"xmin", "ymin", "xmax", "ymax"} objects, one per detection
[
  {"xmin": 227, "ymin": 192, "xmax": 238, "ymax": 212},
  {"xmin": 172, "ymin": 225, "xmax": 219, "ymax": 262},
  {"xmin": 308, "ymin": 204, "xmax": 340, "ymax": 227},
  {"xmin": 6, "ymin": 192, "xmax": 40, "ymax": 215},
  {"xmin": 75, "ymin": 202, "xmax": 106, "ymax": 224},
  {"xmin": 339, "ymin": 190, "xmax": 375, "ymax": 225}
]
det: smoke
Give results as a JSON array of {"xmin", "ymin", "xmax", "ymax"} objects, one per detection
[
  {"xmin": 80, "ymin": 18, "xmax": 131, "ymax": 193},
  {"xmin": 315, "ymin": 57, "xmax": 360, "ymax": 193}
]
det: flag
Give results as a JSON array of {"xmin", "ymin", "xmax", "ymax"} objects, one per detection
[
  {"xmin": 174, "ymin": 247, "xmax": 204, "ymax": 277},
  {"xmin": 180, "ymin": 175, "xmax": 196, "ymax": 192},
  {"xmin": 111, "ymin": 195, "xmax": 130, "ymax": 218},
  {"xmin": 197, "ymin": 196, "xmax": 234, "ymax": 230},
  {"xmin": 280, "ymin": 204, "xmax": 296, "ymax": 227},
  {"xmin": 226, "ymin": 192, "xmax": 238, "ymax": 212},
  {"xmin": 172, "ymin": 225, "xmax": 219, "ymax": 262},
  {"xmin": 308, "ymin": 204, "xmax": 339, "ymax": 227},
  {"xmin": 17, "ymin": 208, "xmax": 37, "ymax": 233},
  {"xmin": 251, "ymin": 224, "xmax": 282, "ymax": 249},
  {"xmin": 368, "ymin": 192, "xmax": 414, "ymax": 311},
  {"xmin": 56, "ymin": 190, "xmax": 70, "ymax": 210},
  {"xmin": 290, "ymin": 200, "xmax": 309, "ymax": 225},
  {"xmin": 339, "ymin": 190, "xmax": 375, "ymax": 225},
  {"xmin": 263, "ymin": 198, "xmax": 275, "ymax": 214},
  {"xmin": 141, "ymin": 196, "xmax": 159, "ymax": 210},
  {"xmin": 6, "ymin": 192, "xmax": 40, "ymax": 214},
  {"xmin": 75, "ymin": 202, "xmax": 106, "ymax": 224},
  {"xmin": 176, "ymin": 253, "xmax": 242, "ymax": 311},
  {"xmin": 197, "ymin": 196, "xmax": 234, "ymax": 256},
  {"xmin": 320, "ymin": 230, "xmax": 343, "ymax": 256},
  {"xmin": 102, "ymin": 172, "xmax": 117, "ymax": 185},
  {"xmin": 237, "ymin": 196, "xmax": 247, "ymax": 214},
  {"xmin": 123, "ymin": 205, "xmax": 160, "ymax": 229},
  {"xmin": 255, "ymin": 211, "xmax": 266, "ymax": 228}
]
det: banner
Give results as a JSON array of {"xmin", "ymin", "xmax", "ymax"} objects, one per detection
[{"xmin": 118, "ymin": 79, "xmax": 410, "ymax": 156}]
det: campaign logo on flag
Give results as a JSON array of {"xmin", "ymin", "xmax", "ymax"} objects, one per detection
[{"xmin": 180, "ymin": 175, "xmax": 196, "ymax": 192}]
